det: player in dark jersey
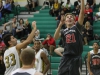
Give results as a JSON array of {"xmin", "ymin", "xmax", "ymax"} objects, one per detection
[
  {"xmin": 87, "ymin": 42, "xmax": 100, "ymax": 75},
  {"xmin": 54, "ymin": 0, "xmax": 84, "ymax": 75}
]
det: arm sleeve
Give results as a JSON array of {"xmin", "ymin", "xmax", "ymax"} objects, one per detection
[
  {"xmin": 76, "ymin": 22, "xmax": 83, "ymax": 32},
  {"xmin": 48, "ymin": 38, "xmax": 55, "ymax": 45},
  {"xmin": 42, "ymin": 40, "xmax": 48, "ymax": 45}
]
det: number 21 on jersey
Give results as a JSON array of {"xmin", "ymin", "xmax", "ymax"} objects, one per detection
[
  {"xmin": 5, "ymin": 53, "xmax": 16, "ymax": 68},
  {"xmin": 66, "ymin": 33, "xmax": 76, "ymax": 43}
]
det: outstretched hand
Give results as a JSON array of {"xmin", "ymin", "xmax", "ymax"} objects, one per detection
[
  {"xmin": 59, "ymin": 15, "xmax": 65, "ymax": 27},
  {"xmin": 32, "ymin": 21, "xmax": 37, "ymax": 30}
]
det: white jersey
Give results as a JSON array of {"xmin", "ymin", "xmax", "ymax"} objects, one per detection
[
  {"xmin": 10, "ymin": 68, "xmax": 36, "ymax": 75},
  {"xmin": 35, "ymin": 49, "xmax": 45, "ymax": 72},
  {"xmin": 4, "ymin": 46, "xmax": 20, "ymax": 75},
  {"xmin": 90, "ymin": 49, "xmax": 100, "ymax": 54}
]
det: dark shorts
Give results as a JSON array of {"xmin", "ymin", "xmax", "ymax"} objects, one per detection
[
  {"xmin": 58, "ymin": 55, "xmax": 81, "ymax": 75},
  {"xmin": 91, "ymin": 68, "xmax": 100, "ymax": 75}
]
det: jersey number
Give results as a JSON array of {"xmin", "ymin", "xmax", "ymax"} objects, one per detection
[
  {"xmin": 5, "ymin": 53, "xmax": 16, "ymax": 68},
  {"xmin": 92, "ymin": 58, "xmax": 100, "ymax": 65},
  {"xmin": 66, "ymin": 33, "xmax": 76, "ymax": 43}
]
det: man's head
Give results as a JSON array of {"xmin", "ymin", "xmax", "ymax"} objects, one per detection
[
  {"xmin": 34, "ymin": 40, "xmax": 41, "ymax": 51},
  {"xmin": 25, "ymin": 19, "xmax": 29, "ymax": 25},
  {"xmin": 13, "ymin": 17, "xmax": 16, "ymax": 23},
  {"xmin": 85, "ymin": 4, "xmax": 90, "ymax": 9},
  {"xmin": 3, "ymin": 34, "xmax": 17, "ymax": 47},
  {"xmin": 20, "ymin": 37, "xmax": 27, "ymax": 43},
  {"xmin": 20, "ymin": 48, "xmax": 35, "ymax": 65},
  {"xmin": 93, "ymin": 42, "xmax": 99, "ymax": 50},
  {"xmin": 47, "ymin": 34, "xmax": 52, "ymax": 39},
  {"xmin": 65, "ymin": 13, "xmax": 75, "ymax": 28}
]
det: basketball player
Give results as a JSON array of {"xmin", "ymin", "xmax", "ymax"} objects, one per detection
[
  {"xmin": 10, "ymin": 48, "xmax": 43, "ymax": 75},
  {"xmin": 87, "ymin": 42, "xmax": 100, "ymax": 75},
  {"xmin": 54, "ymin": 0, "xmax": 84, "ymax": 75},
  {"xmin": 33, "ymin": 40, "xmax": 50, "ymax": 75},
  {"xmin": 3, "ymin": 21, "xmax": 37, "ymax": 75}
]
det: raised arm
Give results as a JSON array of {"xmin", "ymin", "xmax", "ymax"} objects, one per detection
[
  {"xmin": 16, "ymin": 21, "xmax": 37, "ymax": 51},
  {"xmin": 78, "ymin": 0, "xmax": 85, "ymax": 25},
  {"xmin": 54, "ymin": 15, "xmax": 65, "ymax": 40}
]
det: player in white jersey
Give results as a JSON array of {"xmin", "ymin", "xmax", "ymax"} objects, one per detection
[
  {"xmin": 3, "ymin": 21, "xmax": 37, "ymax": 75},
  {"xmin": 10, "ymin": 47, "xmax": 43, "ymax": 75},
  {"xmin": 33, "ymin": 40, "xmax": 50, "ymax": 75}
]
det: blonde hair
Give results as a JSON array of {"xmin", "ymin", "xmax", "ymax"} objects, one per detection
[{"xmin": 84, "ymin": 21, "xmax": 91, "ymax": 29}]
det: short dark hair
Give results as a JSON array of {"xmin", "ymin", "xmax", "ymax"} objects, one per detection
[
  {"xmin": 93, "ymin": 42, "xmax": 99, "ymax": 45},
  {"xmin": 34, "ymin": 40, "xmax": 41, "ymax": 44},
  {"xmin": 20, "ymin": 48, "xmax": 35, "ymax": 65},
  {"xmin": 3, "ymin": 34, "xmax": 12, "ymax": 47},
  {"xmin": 20, "ymin": 37, "xmax": 27, "ymax": 42}
]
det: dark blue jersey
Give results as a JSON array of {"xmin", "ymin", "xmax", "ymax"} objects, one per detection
[{"xmin": 61, "ymin": 22, "xmax": 83, "ymax": 56}]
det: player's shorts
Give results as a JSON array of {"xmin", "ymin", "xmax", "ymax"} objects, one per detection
[
  {"xmin": 89, "ymin": 68, "xmax": 100, "ymax": 75},
  {"xmin": 58, "ymin": 55, "xmax": 81, "ymax": 75}
]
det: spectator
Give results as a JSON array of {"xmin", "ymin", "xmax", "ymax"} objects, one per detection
[
  {"xmin": 56, "ymin": 10, "xmax": 65, "ymax": 27},
  {"xmin": 0, "ymin": 1, "xmax": 4, "ymax": 17},
  {"xmin": 3, "ymin": 22, "xmax": 11, "ymax": 34},
  {"xmin": 40, "ymin": 0, "xmax": 53, "ymax": 10},
  {"xmin": 84, "ymin": 4, "xmax": 93, "ymax": 25},
  {"xmin": 42, "ymin": 34, "xmax": 56, "ymax": 55},
  {"xmin": 24, "ymin": 20, "xmax": 32, "ymax": 36},
  {"xmin": 94, "ymin": 7, "xmax": 100, "ymax": 21},
  {"xmin": 33, "ymin": 29, "xmax": 40, "ymax": 42},
  {"xmin": 16, "ymin": 18, "xmax": 25, "ymax": 39},
  {"xmin": 4, "ymin": 0, "xmax": 11, "ymax": 14},
  {"xmin": 26, "ymin": 0, "xmax": 33, "ymax": 11},
  {"xmin": 87, "ymin": 42, "xmax": 100, "ymax": 75},
  {"xmin": 87, "ymin": 0, "xmax": 96, "ymax": 10},
  {"xmin": 0, "ymin": 54, "xmax": 6, "ymax": 75},
  {"xmin": 49, "ymin": 0, "xmax": 60, "ymax": 16},
  {"xmin": 11, "ymin": 17, "xmax": 18, "ymax": 36},
  {"xmin": 82, "ymin": 21, "xmax": 93, "ymax": 45},
  {"xmin": 32, "ymin": 0, "xmax": 38, "ymax": 11},
  {"xmin": 9, "ymin": 0, "xmax": 15, "ymax": 9},
  {"xmin": 74, "ymin": 0, "xmax": 81, "ymax": 8},
  {"xmin": 62, "ymin": 0, "xmax": 71, "ymax": 13},
  {"xmin": 0, "ymin": 37, "xmax": 6, "ymax": 51},
  {"xmin": 54, "ymin": 39, "xmax": 64, "ymax": 56},
  {"xmin": 20, "ymin": 37, "xmax": 31, "ymax": 50},
  {"xmin": 72, "ymin": 4, "xmax": 80, "ymax": 16},
  {"xmin": 84, "ymin": 4, "xmax": 93, "ymax": 15}
]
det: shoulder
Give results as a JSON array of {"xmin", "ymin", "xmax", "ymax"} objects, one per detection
[
  {"xmin": 89, "ymin": 50, "xmax": 93, "ymax": 54},
  {"xmin": 98, "ymin": 49, "xmax": 100, "ymax": 53},
  {"xmin": 34, "ymin": 72, "xmax": 43, "ymax": 75},
  {"xmin": 10, "ymin": 68, "xmax": 20, "ymax": 75}
]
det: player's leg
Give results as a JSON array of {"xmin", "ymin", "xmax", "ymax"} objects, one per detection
[
  {"xmin": 58, "ymin": 56, "xmax": 71, "ymax": 75},
  {"xmin": 69, "ymin": 57, "xmax": 81, "ymax": 75}
]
